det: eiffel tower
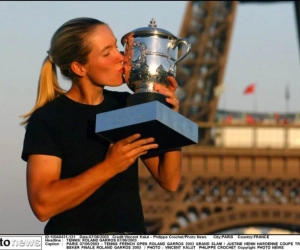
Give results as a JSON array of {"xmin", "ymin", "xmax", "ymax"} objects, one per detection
[{"xmin": 139, "ymin": 1, "xmax": 300, "ymax": 234}]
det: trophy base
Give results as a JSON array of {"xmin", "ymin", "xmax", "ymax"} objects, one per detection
[
  {"xmin": 127, "ymin": 92, "xmax": 172, "ymax": 108},
  {"xmin": 95, "ymin": 101, "xmax": 198, "ymax": 156}
]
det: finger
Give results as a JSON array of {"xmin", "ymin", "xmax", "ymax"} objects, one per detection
[
  {"xmin": 153, "ymin": 83, "xmax": 166, "ymax": 92},
  {"xmin": 127, "ymin": 137, "xmax": 156, "ymax": 150},
  {"xmin": 152, "ymin": 77, "xmax": 178, "ymax": 92},
  {"xmin": 130, "ymin": 143, "xmax": 159, "ymax": 157},
  {"xmin": 165, "ymin": 97, "xmax": 179, "ymax": 112},
  {"xmin": 121, "ymin": 133, "xmax": 141, "ymax": 145},
  {"xmin": 154, "ymin": 83, "xmax": 178, "ymax": 105},
  {"xmin": 153, "ymin": 83, "xmax": 173, "ymax": 97},
  {"xmin": 167, "ymin": 76, "xmax": 178, "ymax": 92},
  {"xmin": 137, "ymin": 151, "xmax": 149, "ymax": 157}
]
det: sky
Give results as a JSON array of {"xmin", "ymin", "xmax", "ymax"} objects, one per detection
[{"xmin": 0, "ymin": 1, "xmax": 299, "ymax": 234}]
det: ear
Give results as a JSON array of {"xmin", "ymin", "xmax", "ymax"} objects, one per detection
[{"xmin": 70, "ymin": 61, "xmax": 86, "ymax": 77}]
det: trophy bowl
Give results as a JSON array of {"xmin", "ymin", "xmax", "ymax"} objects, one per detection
[
  {"xmin": 121, "ymin": 18, "xmax": 191, "ymax": 107},
  {"xmin": 95, "ymin": 19, "xmax": 198, "ymax": 156}
]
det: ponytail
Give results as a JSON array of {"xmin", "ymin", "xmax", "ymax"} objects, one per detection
[{"xmin": 20, "ymin": 57, "xmax": 65, "ymax": 126}]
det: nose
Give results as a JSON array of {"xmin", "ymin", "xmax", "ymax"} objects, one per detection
[{"xmin": 119, "ymin": 50, "xmax": 125, "ymax": 64}]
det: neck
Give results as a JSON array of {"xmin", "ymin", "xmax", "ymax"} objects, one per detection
[{"xmin": 66, "ymin": 80, "xmax": 104, "ymax": 105}]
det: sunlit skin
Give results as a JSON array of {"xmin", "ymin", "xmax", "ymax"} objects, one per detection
[
  {"xmin": 26, "ymin": 24, "xmax": 182, "ymax": 222},
  {"xmin": 66, "ymin": 24, "xmax": 179, "ymax": 109},
  {"xmin": 84, "ymin": 26, "xmax": 124, "ymax": 87},
  {"xmin": 153, "ymin": 76, "xmax": 179, "ymax": 112},
  {"xmin": 66, "ymin": 25, "xmax": 125, "ymax": 105}
]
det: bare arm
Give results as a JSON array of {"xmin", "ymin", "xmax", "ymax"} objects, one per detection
[
  {"xmin": 141, "ymin": 76, "xmax": 182, "ymax": 192},
  {"xmin": 26, "ymin": 155, "xmax": 116, "ymax": 222},
  {"xmin": 26, "ymin": 134, "xmax": 158, "ymax": 221},
  {"xmin": 142, "ymin": 149, "xmax": 182, "ymax": 192}
]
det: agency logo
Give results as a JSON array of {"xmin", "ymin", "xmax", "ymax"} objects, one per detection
[{"xmin": 0, "ymin": 237, "xmax": 42, "ymax": 250}]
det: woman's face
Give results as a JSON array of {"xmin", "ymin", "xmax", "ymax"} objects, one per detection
[{"xmin": 83, "ymin": 25, "xmax": 124, "ymax": 87}]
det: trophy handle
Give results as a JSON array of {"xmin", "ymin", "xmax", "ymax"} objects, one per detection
[{"xmin": 168, "ymin": 38, "xmax": 191, "ymax": 74}]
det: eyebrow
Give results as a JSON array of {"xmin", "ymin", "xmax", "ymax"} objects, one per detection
[{"xmin": 100, "ymin": 38, "xmax": 117, "ymax": 52}]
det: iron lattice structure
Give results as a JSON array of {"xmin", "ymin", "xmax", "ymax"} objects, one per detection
[
  {"xmin": 176, "ymin": 1, "xmax": 238, "ymax": 145},
  {"xmin": 139, "ymin": 1, "xmax": 300, "ymax": 235},
  {"xmin": 139, "ymin": 146, "xmax": 300, "ymax": 234},
  {"xmin": 175, "ymin": 0, "xmax": 300, "ymax": 144}
]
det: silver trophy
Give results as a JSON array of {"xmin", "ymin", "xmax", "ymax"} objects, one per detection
[
  {"xmin": 95, "ymin": 19, "xmax": 198, "ymax": 155},
  {"xmin": 121, "ymin": 18, "xmax": 191, "ymax": 107}
]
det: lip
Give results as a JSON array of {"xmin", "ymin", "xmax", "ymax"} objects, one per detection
[{"xmin": 118, "ymin": 68, "xmax": 124, "ymax": 73}]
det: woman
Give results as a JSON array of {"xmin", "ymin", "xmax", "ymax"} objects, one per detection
[{"xmin": 21, "ymin": 17, "xmax": 182, "ymax": 234}]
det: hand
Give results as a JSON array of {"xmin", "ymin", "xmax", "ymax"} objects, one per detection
[
  {"xmin": 153, "ymin": 76, "xmax": 179, "ymax": 112},
  {"xmin": 104, "ymin": 134, "xmax": 158, "ymax": 175}
]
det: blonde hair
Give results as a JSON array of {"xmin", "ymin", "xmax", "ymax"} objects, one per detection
[
  {"xmin": 20, "ymin": 57, "xmax": 65, "ymax": 125},
  {"xmin": 20, "ymin": 17, "xmax": 106, "ymax": 126}
]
